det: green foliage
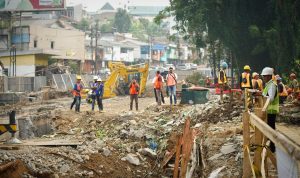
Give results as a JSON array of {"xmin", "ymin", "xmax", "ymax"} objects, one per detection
[
  {"xmin": 156, "ymin": 0, "xmax": 300, "ymax": 77},
  {"xmin": 100, "ymin": 21, "xmax": 113, "ymax": 33},
  {"xmin": 113, "ymin": 8, "xmax": 132, "ymax": 33},
  {"xmin": 73, "ymin": 18, "xmax": 90, "ymax": 31},
  {"xmin": 185, "ymin": 72, "xmax": 205, "ymax": 85}
]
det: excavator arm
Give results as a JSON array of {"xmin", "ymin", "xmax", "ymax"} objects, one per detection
[{"xmin": 103, "ymin": 62, "xmax": 149, "ymax": 98}]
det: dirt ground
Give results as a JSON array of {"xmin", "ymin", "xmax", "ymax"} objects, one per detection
[{"xmin": 0, "ymin": 91, "xmax": 299, "ymax": 178}]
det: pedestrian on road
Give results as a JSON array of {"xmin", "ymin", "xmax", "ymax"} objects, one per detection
[
  {"xmin": 261, "ymin": 67, "xmax": 279, "ymax": 152},
  {"xmin": 152, "ymin": 71, "xmax": 165, "ymax": 104},
  {"xmin": 91, "ymin": 76, "xmax": 99, "ymax": 111},
  {"xmin": 71, "ymin": 76, "xmax": 83, "ymax": 112},
  {"xmin": 129, "ymin": 79, "xmax": 139, "ymax": 111},
  {"xmin": 154, "ymin": 71, "xmax": 163, "ymax": 105},
  {"xmin": 166, "ymin": 67, "xmax": 178, "ymax": 105}
]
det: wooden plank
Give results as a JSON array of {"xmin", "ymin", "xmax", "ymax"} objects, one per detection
[
  {"xmin": 253, "ymin": 109, "xmax": 264, "ymax": 174},
  {"xmin": 243, "ymin": 112, "xmax": 252, "ymax": 178},
  {"xmin": 162, "ymin": 149, "xmax": 176, "ymax": 168},
  {"xmin": 173, "ymin": 135, "xmax": 182, "ymax": 178},
  {"xmin": 249, "ymin": 112, "xmax": 300, "ymax": 161},
  {"xmin": 0, "ymin": 139, "xmax": 82, "ymax": 146},
  {"xmin": 179, "ymin": 118, "xmax": 191, "ymax": 177}
]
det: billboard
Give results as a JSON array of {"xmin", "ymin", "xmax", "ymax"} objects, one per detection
[{"xmin": 0, "ymin": 0, "xmax": 65, "ymax": 11}]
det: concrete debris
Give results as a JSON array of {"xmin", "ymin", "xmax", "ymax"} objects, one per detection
[
  {"xmin": 138, "ymin": 148, "xmax": 157, "ymax": 158},
  {"xmin": 123, "ymin": 154, "xmax": 140, "ymax": 166},
  {"xmin": 208, "ymin": 153, "xmax": 223, "ymax": 161},
  {"xmin": 208, "ymin": 166, "xmax": 226, "ymax": 178},
  {"xmin": 220, "ymin": 143, "xmax": 236, "ymax": 155},
  {"xmin": 102, "ymin": 148, "xmax": 112, "ymax": 157}
]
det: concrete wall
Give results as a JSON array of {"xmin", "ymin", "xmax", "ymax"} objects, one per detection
[
  {"xmin": 30, "ymin": 25, "xmax": 85, "ymax": 61},
  {"xmin": 0, "ymin": 55, "xmax": 36, "ymax": 76}
]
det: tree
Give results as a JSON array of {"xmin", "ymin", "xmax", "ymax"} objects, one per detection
[
  {"xmin": 113, "ymin": 9, "xmax": 132, "ymax": 33},
  {"xmin": 156, "ymin": 0, "xmax": 300, "ymax": 77},
  {"xmin": 73, "ymin": 18, "xmax": 90, "ymax": 31}
]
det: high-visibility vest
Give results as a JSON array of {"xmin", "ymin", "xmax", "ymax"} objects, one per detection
[
  {"xmin": 279, "ymin": 83, "xmax": 288, "ymax": 97},
  {"xmin": 155, "ymin": 75, "xmax": 163, "ymax": 89},
  {"xmin": 73, "ymin": 83, "xmax": 82, "ymax": 96},
  {"xmin": 257, "ymin": 79, "xmax": 263, "ymax": 91},
  {"xmin": 263, "ymin": 80, "xmax": 279, "ymax": 114},
  {"xmin": 241, "ymin": 72, "xmax": 251, "ymax": 88},
  {"xmin": 130, "ymin": 83, "xmax": 139, "ymax": 95},
  {"xmin": 252, "ymin": 79, "xmax": 258, "ymax": 89},
  {"xmin": 218, "ymin": 69, "xmax": 227, "ymax": 84},
  {"xmin": 167, "ymin": 73, "xmax": 176, "ymax": 86}
]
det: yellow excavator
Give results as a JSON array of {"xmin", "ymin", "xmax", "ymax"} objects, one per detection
[
  {"xmin": 85, "ymin": 62, "xmax": 149, "ymax": 101},
  {"xmin": 103, "ymin": 62, "xmax": 149, "ymax": 98}
]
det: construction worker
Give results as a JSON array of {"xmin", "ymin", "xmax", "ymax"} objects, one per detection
[
  {"xmin": 261, "ymin": 67, "xmax": 279, "ymax": 152},
  {"xmin": 129, "ymin": 79, "xmax": 139, "ymax": 111},
  {"xmin": 91, "ymin": 76, "xmax": 99, "ymax": 111},
  {"xmin": 152, "ymin": 71, "xmax": 165, "ymax": 104},
  {"xmin": 96, "ymin": 77, "xmax": 104, "ymax": 112},
  {"xmin": 218, "ymin": 62, "xmax": 228, "ymax": 101},
  {"xmin": 71, "ymin": 76, "xmax": 83, "ymax": 112},
  {"xmin": 276, "ymin": 76, "xmax": 288, "ymax": 104},
  {"xmin": 240, "ymin": 65, "xmax": 252, "ymax": 89},
  {"xmin": 205, "ymin": 76, "xmax": 211, "ymax": 87},
  {"xmin": 288, "ymin": 73, "xmax": 299, "ymax": 96},
  {"xmin": 166, "ymin": 67, "xmax": 178, "ymax": 105},
  {"xmin": 252, "ymin": 72, "xmax": 263, "ymax": 91},
  {"xmin": 155, "ymin": 71, "xmax": 163, "ymax": 105}
]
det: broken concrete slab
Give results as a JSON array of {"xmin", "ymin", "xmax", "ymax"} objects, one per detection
[
  {"xmin": 208, "ymin": 153, "xmax": 223, "ymax": 161},
  {"xmin": 220, "ymin": 143, "xmax": 236, "ymax": 155}
]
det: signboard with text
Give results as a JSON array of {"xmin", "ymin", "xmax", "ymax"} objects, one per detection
[{"xmin": 0, "ymin": 0, "xmax": 65, "ymax": 11}]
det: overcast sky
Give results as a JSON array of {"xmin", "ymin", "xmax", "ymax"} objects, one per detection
[{"xmin": 66, "ymin": 0, "xmax": 170, "ymax": 12}]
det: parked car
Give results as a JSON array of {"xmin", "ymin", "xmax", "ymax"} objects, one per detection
[
  {"xmin": 176, "ymin": 64, "xmax": 190, "ymax": 70},
  {"xmin": 185, "ymin": 63, "xmax": 197, "ymax": 70},
  {"xmin": 164, "ymin": 64, "xmax": 176, "ymax": 70}
]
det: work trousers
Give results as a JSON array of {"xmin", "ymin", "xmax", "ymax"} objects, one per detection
[
  {"xmin": 155, "ymin": 89, "xmax": 162, "ymax": 105},
  {"xmin": 267, "ymin": 114, "xmax": 276, "ymax": 152},
  {"xmin": 154, "ymin": 88, "xmax": 165, "ymax": 104},
  {"xmin": 92, "ymin": 95, "xmax": 103, "ymax": 111},
  {"xmin": 168, "ymin": 85, "xmax": 177, "ymax": 105},
  {"xmin": 71, "ymin": 96, "xmax": 81, "ymax": 112},
  {"xmin": 130, "ymin": 94, "xmax": 138, "ymax": 110}
]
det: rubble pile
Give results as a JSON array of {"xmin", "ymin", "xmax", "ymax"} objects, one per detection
[
  {"xmin": 278, "ymin": 103, "xmax": 300, "ymax": 124},
  {"xmin": 0, "ymin": 95, "xmax": 245, "ymax": 177}
]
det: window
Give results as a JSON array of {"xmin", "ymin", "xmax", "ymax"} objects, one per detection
[
  {"xmin": 34, "ymin": 40, "xmax": 37, "ymax": 48},
  {"xmin": 51, "ymin": 41, "xmax": 54, "ymax": 49}
]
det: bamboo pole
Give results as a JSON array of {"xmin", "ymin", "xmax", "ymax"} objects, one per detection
[{"xmin": 243, "ymin": 112, "xmax": 252, "ymax": 178}]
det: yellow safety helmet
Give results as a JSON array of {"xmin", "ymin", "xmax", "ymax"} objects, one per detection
[
  {"xmin": 76, "ymin": 75, "xmax": 82, "ymax": 80},
  {"xmin": 244, "ymin": 65, "xmax": 251, "ymax": 70}
]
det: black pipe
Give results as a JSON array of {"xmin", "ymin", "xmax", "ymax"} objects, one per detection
[{"xmin": 9, "ymin": 110, "xmax": 16, "ymax": 124}]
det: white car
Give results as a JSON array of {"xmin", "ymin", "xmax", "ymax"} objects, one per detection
[
  {"xmin": 164, "ymin": 64, "xmax": 176, "ymax": 70},
  {"xmin": 185, "ymin": 63, "xmax": 197, "ymax": 70},
  {"xmin": 176, "ymin": 64, "xmax": 190, "ymax": 70}
]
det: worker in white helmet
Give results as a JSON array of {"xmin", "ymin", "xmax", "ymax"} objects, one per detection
[
  {"xmin": 261, "ymin": 67, "xmax": 279, "ymax": 152},
  {"xmin": 94, "ymin": 78, "xmax": 104, "ymax": 112},
  {"xmin": 91, "ymin": 76, "xmax": 99, "ymax": 111}
]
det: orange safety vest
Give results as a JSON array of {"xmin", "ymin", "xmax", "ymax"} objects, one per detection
[
  {"xmin": 73, "ymin": 83, "xmax": 82, "ymax": 96},
  {"xmin": 130, "ymin": 83, "xmax": 139, "ymax": 95},
  {"xmin": 155, "ymin": 75, "xmax": 163, "ymax": 89},
  {"xmin": 257, "ymin": 79, "xmax": 263, "ymax": 91},
  {"xmin": 167, "ymin": 73, "xmax": 176, "ymax": 86},
  {"xmin": 241, "ymin": 72, "xmax": 251, "ymax": 88}
]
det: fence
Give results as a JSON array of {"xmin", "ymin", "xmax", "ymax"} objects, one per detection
[
  {"xmin": 243, "ymin": 89, "xmax": 300, "ymax": 177},
  {"xmin": 7, "ymin": 76, "xmax": 47, "ymax": 92},
  {"xmin": 51, "ymin": 74, "xmax": 97, "ymax": 91}
]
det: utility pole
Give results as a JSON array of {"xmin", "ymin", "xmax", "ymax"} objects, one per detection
[
  {"xmin": 94, "ymin": 20, "xmax": 99, "ymax": 74},
  {"xmin": 90, "ymin": 27, "xmax": 94, "ymax": 74}
]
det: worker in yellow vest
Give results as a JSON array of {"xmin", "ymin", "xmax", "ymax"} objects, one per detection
[
  {"xmin": 240, "ymin": 65, "xmax": 252, "ymax": 90},
  {"xmin": 218, "ymin": 62, "xmax": 228, "ymax": 102},
  {"xmin": 276, "ymin": 76, "xmax": 288, "ymax": 104},
  {"xmin": 252, "ymin": 72, "xmax": 263, "ymax": 91},
  {"xmin": 261, "ymin": 67, "xmax": 279, "ymax": 152}
]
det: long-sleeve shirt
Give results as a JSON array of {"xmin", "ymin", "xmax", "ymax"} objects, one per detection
[
  {"xmin": 263, "ymin": 81, "xmax": 277, "ymax": 102},
  {"xmin": 96, "ymin": 83, "xmax": 104, "ymax": 97}
]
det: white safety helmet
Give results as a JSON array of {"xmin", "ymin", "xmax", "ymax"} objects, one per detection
[
  {"xmin": 97, "ymin": 78, "xmax": 102, "ymax": 82},
  {"xmin": 261, "ymin": 67, "xmax": 273, "ymax": 76},
  {"xmin": 93, "ymin": 76, "xmax": 98, "ymax": 80}
]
